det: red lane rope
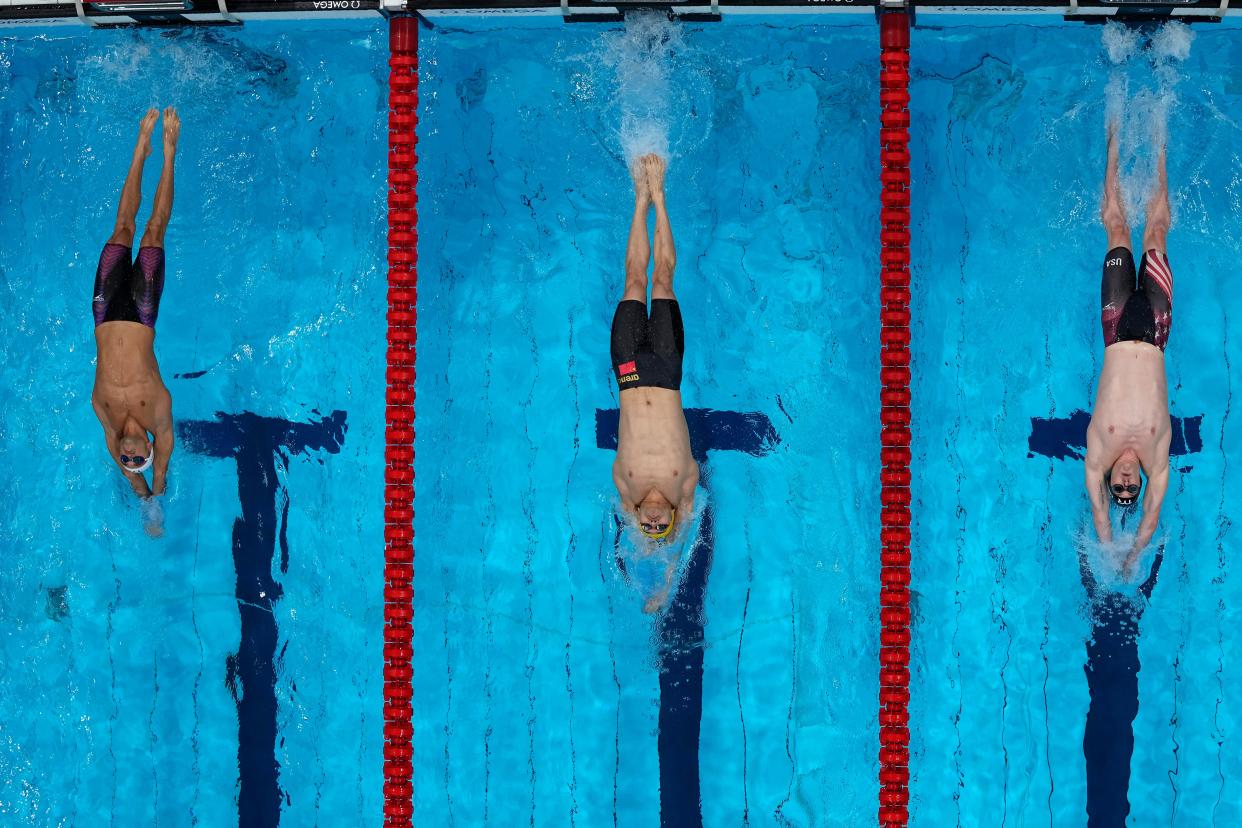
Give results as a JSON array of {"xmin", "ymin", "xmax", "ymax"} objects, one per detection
[
  {"xmin": 878, "ymin": 11, "xmax": 911, "ymax": 828},
  {"xmin": 385, "ymin": 15, "xmax": 418, "ymax": 828}
]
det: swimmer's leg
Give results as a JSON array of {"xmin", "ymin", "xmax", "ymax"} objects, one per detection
[
  {"xmin": 624, "ymin": 157, "xmax": 652, "ymax": 303},
  {"xmin": 646, "ymin": 155, "xmax": 677, "ymax": 301},
  {"xmin": 139, "ymin": 107, "xmax": 179, "ymax": 250},
  {"xmin": 1142, "ymin": 144, "xmax": 1170, "ymax": 256},
  {"xmin": 108, "ymin": 108, "xmax": 159, "ymax": 248},
  {"xmin": 1101, "ymin": 122, "xmax": 1130, "ymax": 253},
  {"xmin": 1140, "ymin": 145, "xmax": 1172, "ymax": 348},
  {"xmin": 130, "ymin": 109, "xmax": 178, "ymax": 327},
  {"xmin": 1100, "ymin": 123, "xmax": 1135, "ymax": 346}
]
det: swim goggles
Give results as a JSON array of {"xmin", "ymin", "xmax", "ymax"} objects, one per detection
[
  {"xmin": 640, "ymin": 508, "xmax": 676, "ymax": 540},
  {"xmin": 121, "ymin": 450, "xmax": 154, "ymax": 474}
]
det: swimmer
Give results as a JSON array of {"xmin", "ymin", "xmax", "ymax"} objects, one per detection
[
  {"xmin": 90, "ymin": 107, "xmax": 179, "ymax": 536},
  {"xmin": 611, "ymin": 153, "xmax": 699, "ymax": 551},
  {"xmin": 1084, "ymin": 122, "xmax": 1172, "ymax": 575}
]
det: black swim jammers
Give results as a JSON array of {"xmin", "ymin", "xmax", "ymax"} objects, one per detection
[
  {"xmin": 92, "ymin": 243, "xmax": 166, "ymax": 329},
  {"xmin": 1101, "ymin": 246, "xmax": 1173, "ymax": 351},
  {"xmin": 610, "ymin": 299, "xmax": 684, "ymax": 391}
]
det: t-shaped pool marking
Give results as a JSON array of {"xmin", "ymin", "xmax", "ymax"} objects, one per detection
[
  {"xmin": 1028, "ymin": 409, "xmax": 1202, "ymax": 466},
  {"xmin": 179, "ymin": 410, "xmax": 347, "ymax": 828},
  {"xmin": 1028, "ymin": 412, "xmax": 1197, "ymax": 824},
  {"xmin": 596, "ymin": 407, "xmax": 779, "ymax": 828}
]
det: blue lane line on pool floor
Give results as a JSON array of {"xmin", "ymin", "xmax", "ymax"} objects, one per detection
[
  {"xmin": 597, "ymin": 407, "xmax": 779, "ymax": 828},
  {"xmin": 180, "ymin": 410, "xmax": 347, "ymax": 828},
  {"xmin": 1079, "ymin": 545, "xmax": 1164, "ymax": 828},
  {"xmin": 1028, "ymin": 410, "xmax": 1197, "ymax": 827}
]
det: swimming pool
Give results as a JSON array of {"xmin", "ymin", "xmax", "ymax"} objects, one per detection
[
  {"xmin": 909, "ymin": 16, "xmax": 1242, "ymax": 827},
  {"xmin": 413, "ymin": 14, "xmax": 881, "ymax": 827},
  {"xmin": 0, "ymin": 21, "xmax": 387, "ymax": 825},
  {"xmin": 0, "ymin": 5, "xmax": 1239, "ymax": 828}
]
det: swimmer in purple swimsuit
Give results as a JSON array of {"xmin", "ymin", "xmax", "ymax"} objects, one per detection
[{"xmin": 90, "ymin": 107, "xmax": 179, "ymax": 536}]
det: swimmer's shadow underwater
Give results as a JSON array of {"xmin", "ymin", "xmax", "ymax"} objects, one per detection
[
  {"xmin": 1029, "ymin": 410, "xmax": 1191, "ymax": 825},
  {"xmin": 596, "ymin": 405, "xmax": 779, "ymax": 827},
  {"xmin": 1080, "ymin": 530, "xmax": 1165, "ymax": 827}
]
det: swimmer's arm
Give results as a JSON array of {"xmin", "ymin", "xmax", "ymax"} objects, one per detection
[
  {"xmin": 613, "ymin": 461, "xmax": 637, "ymax": 516},
  {"xmin": 124, "ymin": 469, "xmax": 153, "ymax": 499},
  {"xmin": 151, "ymin": 423, "xmax": 174, "ymax": 497},
  {"xmin": 644, "ymin": 556, "xmax": 682, "ymax": 614},
  {"xmin": 611, "ymin": 460, "xmax": 626, "ymax": 500},
  {"xmin": 1084, "ymin": 460, "xmax": 1111, "ymax": 542},
  {"xmin": 1084, "ymin": 424, "xmax": 1111, "ymax": 542},
  {"xmin": 1126, "ymin": 464, "xmax": 1169, "ymax": 570},
  {"xmin": 679, "ymin": 461, "xmax": 700, "ymax": 512},
  {"xmin": 93, "ymin": 399, "xmax": 121, "ymax": 463}
]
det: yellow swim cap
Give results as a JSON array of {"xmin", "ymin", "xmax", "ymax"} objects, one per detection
[{"xmin": 640, "ymin": 508, "xmax": 676, "ymax": 540}]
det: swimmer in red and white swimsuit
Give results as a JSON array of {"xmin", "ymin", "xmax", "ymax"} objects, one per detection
[
  {"xmin": 90, "ymin": 107, "xmax": 180, "ymax": 536},
  {"xmin": 1084, "ymin": 122, "xmax": 1173, "ymax": 576}
]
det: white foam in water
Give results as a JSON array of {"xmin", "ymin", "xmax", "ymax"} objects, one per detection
[
  {"xmin": 612, "ymin": 486, "xmax": 706, "ymax": 612},
  {"xmin": 1149, "ymin": 20, "xmax": 1195, "ymax": 63},
  {"xmin": 1102, "ymin": 22, "xmax": 1194, "ymax": 219},
  {"xmin": 1074, "ymin": 526, "xmax": 1162, "ymax": 597},
  {"xmin": 1104, "ymin": 72, "xmax": 1128, "ymax": 137},
  {"xmin": 601, "ymin": 12, "xmax": 679, "ymax": 163},
  {"xmin": 1102, "ymin": 21, "xmax": 1141, "ymax": 65},
  {"xmin": 586, "ymin": 11, "xmax": 714, "ymax": 166}
]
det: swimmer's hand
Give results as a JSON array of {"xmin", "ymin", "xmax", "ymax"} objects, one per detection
[
  {"xmin": 141, "ymin": 496, "xmax": 164, "ymax": 539},
  {"xmin": 1120, "ymin": 547, "xmax": 1142, "ymax": 580},
  {"xmin": 1093, "ymin": 516, "xmax": 1113, "ymax": 545}
]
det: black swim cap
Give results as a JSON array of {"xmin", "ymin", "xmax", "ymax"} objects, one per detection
[{"xmin": 1105, "ymin": 467, "xmax": 1142, "ymax": 509}]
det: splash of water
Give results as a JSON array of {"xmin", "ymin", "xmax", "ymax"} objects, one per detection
[
  {"xmin": 1102, "ymin": 22, "xmax": 1194, "ymax": 219},
  {"xmin": 1149, "ymin": 21, "xmax": 1194, "ymax": 63},
  {"xmin": 577, "ymin": 11, "xmax": 714, "ymax": 167},
  {"xmin": 1075, "ymin": 527, "xmax": 1148, "ymax": 598},
  {"xmin": 80, "ymin": 29, "xmax": 296, "ymax": 107},
  {"xmin": 1102, "ymin": 21, "xmax": 1141, "ymax": 66},
  {"xmin": 606, "ymin": 12, "xmax": 678, "ymax": 162},
  {"xmin": 613, "ymin": 485, "xmax": 706, "ymax": 610}
]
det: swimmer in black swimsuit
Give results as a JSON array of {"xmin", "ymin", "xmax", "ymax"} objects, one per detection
[
  {"xmin": 90, "ymin": 107, "xmax": 180, "ymax": 536},
  {"xmin": 611, "ymin": 154, "xmax": 698, "ymax": 560}
]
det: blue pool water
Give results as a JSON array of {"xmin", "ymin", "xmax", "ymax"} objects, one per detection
[
  {"xmin": 0, "ymin": 22, "xmax": 386, "ymax": 825},
  {"xmin": 909, "ymin": 17, "xmax": 1242, "ymax": 827},
  {"xmin": 415, "ymin": 15, "xmax": 879, "ymax": 827},
  {"xmin": 2, "ymin": 10, "xmax": 1241, "ymax": 828}
]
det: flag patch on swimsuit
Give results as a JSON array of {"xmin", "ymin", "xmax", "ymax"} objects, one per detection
[{"xmin": 617, "ymin": 361, "xmax": 637, "ymax": 376}]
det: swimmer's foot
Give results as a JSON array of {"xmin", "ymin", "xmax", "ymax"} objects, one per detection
[
  {"xmin": 642, "ymin": 153, "xmax": 666, "ymax": 204},
  {"xmin": 136, "ymin": 108, "xmax": 158, "ymax": 159},
  {"xmin": 631, "ymin": 158, "xmax": 650, "ymax": 208},
  {"xmin": 162, "ymin": 106, "xmax": 180, "ymax": 155}
]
